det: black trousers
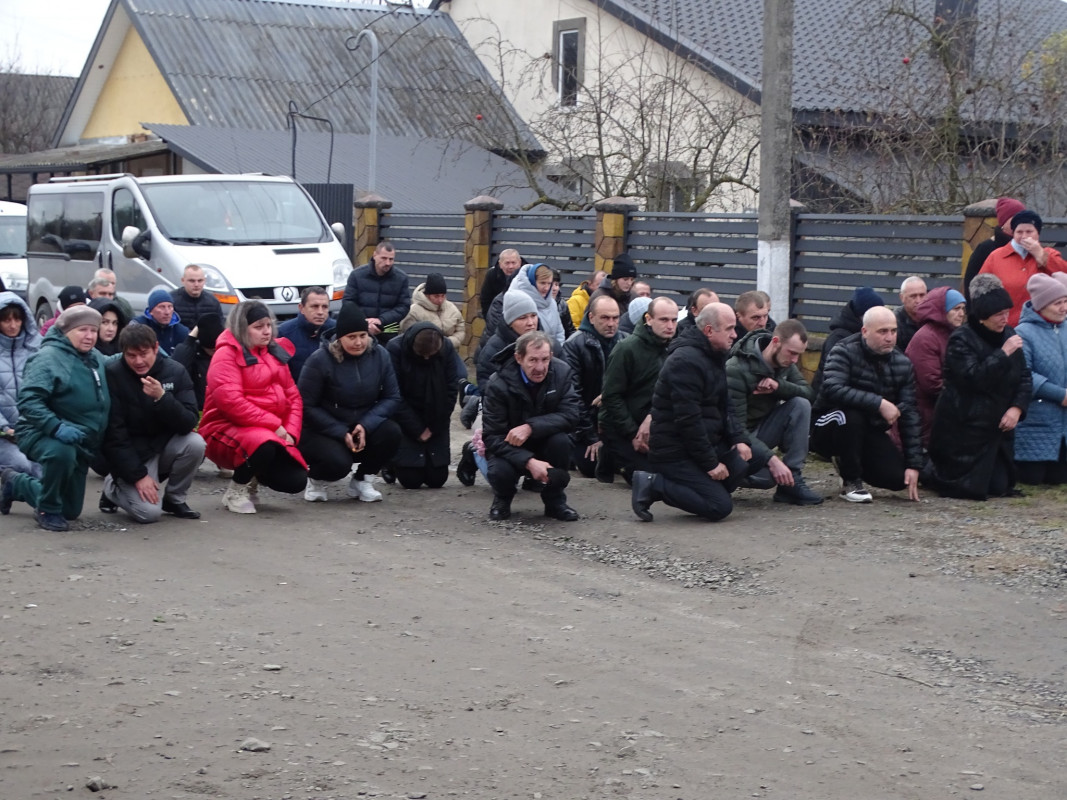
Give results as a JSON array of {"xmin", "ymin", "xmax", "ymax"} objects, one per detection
[
  {"xmin": 1016, "ymin": 441, "xmax": 1067, "ymax": 485},
  {"xmin": 602, "ymin": 432, "xmax": 650, "ymax": 480},
  {"xmin": 487, "ymin": 431, "xmax": 571, "ymax": 506},
  {"xmin": 651, "ymin": 446, "xmax": 765, "ymax": 522},
  {"xmin": 299, "ymin": 420, "xmax": 402, "ymax": 482},
  {"xmin": 811, "ymin": 408, "xmax": 906, "ymax": 490},
  {"xmin": 395, "ymin": 465, "xmax": 449, "ymax": 490},
  {"xmin": 233, "ymin": 441, "xmax": 307, "ymax": 494}
]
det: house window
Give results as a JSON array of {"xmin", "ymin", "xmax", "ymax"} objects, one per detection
[
  {"xmin": 647, "ymin": 161, "xmax": 699, "ymax": 212},
  {"xmin": 552, "ymin": 19, "xmax": 585, "ymax": 107}
]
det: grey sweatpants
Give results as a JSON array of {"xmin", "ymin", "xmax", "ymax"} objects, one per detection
[{"xmin": 104, "ymin": 432, "xmax": 206, "ymax": 524}]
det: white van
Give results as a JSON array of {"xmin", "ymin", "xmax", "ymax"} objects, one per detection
[
  {"xmin": 27, "ymin": 173, "xmax": 352, "ymax": 324},
  {"xmin": 0, "ymin": 200, "xmax": 28, "ymax": 299}
]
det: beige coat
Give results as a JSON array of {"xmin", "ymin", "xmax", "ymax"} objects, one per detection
[{"xmin": 400, "ymin": 283, "xmax": 466, "ymax": 349}]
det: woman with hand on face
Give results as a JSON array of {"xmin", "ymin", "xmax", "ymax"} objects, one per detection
[
  {"xmin": 199, "ymin": 301, "xmax": 307, "ymax": 514},
  {"xmin": 297, "ymin": 302, "xmax": 401, "ymax": 503},
  {"xmin": 1, "ymin": 305, "xmax": 108, "ymax": 531},
  {"xmin": 1013, "ymin": 273, "xmax": 1067, "ymax": 484},
  {"xmin": 923, "ymin": 275, "xmax": 1031, "ymax": 500}
]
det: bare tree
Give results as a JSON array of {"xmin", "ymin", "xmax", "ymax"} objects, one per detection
[
  {"xmin": 438, "ymin": 15, "xmax": 761, "ymax": 212},
  {"xmin": 0, "ymin": 49, "xmax": 75, "ymax": 155},
  {"xmin": 793, "ymin": 0, "xmax": 1067, "ymax": 214}
]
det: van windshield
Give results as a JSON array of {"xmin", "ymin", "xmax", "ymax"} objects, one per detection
[
  {"xmin": 140, "ymin": 181, "xmax": 329, "ymax": 246},
  {"xmin": 0, "ymin": 215, "xmax": 24, "ymax": 257}
]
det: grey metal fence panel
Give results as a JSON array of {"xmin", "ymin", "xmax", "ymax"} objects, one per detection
[
  {"xmin": 793, "ymin": 214, "xmax": 963, "ymax": 335},
  {"xmin": 491, "ymin": 211, "xmax": 597, "ymax": 286},
  {"xmin": 626, "ymin": 212, "xmax": 758, "ymax": 306},
  {"xmin": 379, "ymin": 212, "xmax": 467, "ymax": 296},
  {"xmin": 303, "ymin": 183, "xmax": 354, "ymax": 259}
]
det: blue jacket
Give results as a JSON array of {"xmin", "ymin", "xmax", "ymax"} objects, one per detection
[
  {"xmin": 1015, "ymin": 301, "xmax": 1067, "ymax": 461},
  {"xmin": 278, "ymin": 313, "xmax": 336, "ymax": 381},
  {"xmin": 0, "ymin": 292, "xmax": 41, "ymax": 429},
  {"xmin": 135, "ymin": 311, "xmax": 190, "ymax": 355}
]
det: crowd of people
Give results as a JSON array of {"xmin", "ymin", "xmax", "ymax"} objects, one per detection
[{"xmin": 3, "ymin": 204, "xmax": 1067, "ymax": 530}]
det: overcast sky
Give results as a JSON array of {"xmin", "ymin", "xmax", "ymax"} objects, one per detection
[{"xmin": 0, "ymin": 0, "xmax": 433, "ymax": 77}]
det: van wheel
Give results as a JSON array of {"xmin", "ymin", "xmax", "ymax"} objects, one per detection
[{"xmin": 35, "ymin": 300, "xmax": 53, "ymax": 329}]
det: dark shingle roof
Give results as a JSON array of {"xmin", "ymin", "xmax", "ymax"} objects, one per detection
[
  {"xmin": 76, "ymin": 0, "xmax": 540, "ymax": 152},
  {"xmin": 0, "ymin": 138, "xmax": 169, "ymax": 171},
  {"xmin": 600, "ymin": 0, "xmax": 1067, "ymax": 117}
]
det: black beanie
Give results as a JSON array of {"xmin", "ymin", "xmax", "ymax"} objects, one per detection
[
  {"xmin": 611, "ymin": 253, "xmax": 638, "ymax": 280},
  {"xmin": 245, "ymin": 303, "xmax": 271, "ymax": 325},
  {"xmin": 970, "ymin": 287, "xmax": 1013, "ymax": 321},
  {"xmin": 1010, "ymin": 209, "xmax": 1043, "ymax": 233},
  {"xmin": 197, "ymin": 313, "xmax": 224, "ymax": 348},
  {"xmin": 424, "ymin": 273, "xmax": 447, "ymax": 295},
  {"xmin": 335, "ymin": 302, "xmax": 369, "ymax": 337}
]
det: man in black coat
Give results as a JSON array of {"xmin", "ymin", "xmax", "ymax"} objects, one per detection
[
  {"xmin": 479, "ymin": 248, "xmax": 523, "ymax": 318},
  {"xmin": 811, "ymin": 286, "xmax": 885, "ymax": 394},
  {"xmin": 811, "ymin": 305, "xmax": 923, "ymax": 503},
  {"xmin": 482, "ymin": 330, "xmax": 581, "ymax": 522},
  {"xmin": 631, "ymin": 303, "xmax": 769, "ymax": 522},
  {"xmin": 170, "ymin": 264, "xmax": 223, "ymax": 329},
  {"xmin": 101, "ymin": 324, "xmax": 205, "ymax": 523},
  {"xmin": 342, "ymin": 241, "xmax": 410, "ymax": 345}
]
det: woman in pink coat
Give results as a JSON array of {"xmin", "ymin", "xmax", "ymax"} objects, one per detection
[
  {"xmin": 200, "ymin": 301, "xmax": 307, "ymax": 513},
  {"xmin": 905, "ymin": 286, "xmax": 966, "ymax": 447}
]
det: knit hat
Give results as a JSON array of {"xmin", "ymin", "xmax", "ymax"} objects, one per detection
[
  {"xmin": 611, "ymin": 253, "xmax": 638, "ymax": 280},
  {"xmin": 850, "ymin": 286, "xmax": 885, "ymax": 316},
  {"xmin": 335, "ymin": 302, "xmax": 368, "ymax": 337},
  {"xmin": 245, "ymin": 303, "xmax": 271, "ymax": 326},
  {"xmin": 628, "ymin": 295, "xmax": 653, "ymax": 326},
  {"xmin": 943, "ymin": 289, "xmax": 966, "ymax": 312},
  {"xmin": 1010, "ymin": 209, "xmax": 1043, "ymax": 233},
  {"xmin": 197, "ymin": 313, "xmax": 224, "ymax": 348},
  {"xmin": 995, "ymin": 197, "xmax": 1025, "ymax": 227},
  {"xmin": 56, "ymin": 304, "xmax": 102, "ymax": 333},
  {"xmin": 424, "ymin": 273, "xmax": 447, "ymax": 296},
  {"xmin": 1027, "ymin": 273, "xmax": 1067, "ymax": 311},
  {"xmin": 503, "ymin": 290, "xmax": 537, "ymax": 325},
  {"xmin": 970, "ymin": 286, "xmax": 1013, "ymax": 321},
  {"xmin": 146, "ymin": 288, "xmax": 172, "ymax": 313},
  {"xmin": 58, "ymin": 285, "xmax": 87, "ymax": 310}
]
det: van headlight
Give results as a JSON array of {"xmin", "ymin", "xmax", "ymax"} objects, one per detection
[
  {"xmin": 0, "ymin": 269, "xmax": 28, "ymax": 292},
  {"xmin": 196, "ymin": 264, "xmax": 231, "ymax": 292},
  {"xmin": 332, "ymin": 258, "xmax": 352, "ymax": 287}
]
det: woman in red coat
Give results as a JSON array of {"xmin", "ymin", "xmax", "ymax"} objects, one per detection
[
  {"xmin": 905, "ymin": 286, "xmax": 966, "ymax": 448},
  {"xmin": 200, "ymin": 301, "xmax": 307, "ymax": 513}
]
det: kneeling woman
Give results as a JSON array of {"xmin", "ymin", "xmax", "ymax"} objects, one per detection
[
  {"xmin": 298, "ymin": 303, "xmax": 402, "ymax": 502},
  {"xmin": 200, "ymin": 301, "xmax": 307, "ymax": 513},
  {"xmin": 924, "ymin": 275, "xmax": 1031, "ymax": 499},
  {"xmin": 386, "ymin": 322, "xmax": 462, "ymax": 489}
]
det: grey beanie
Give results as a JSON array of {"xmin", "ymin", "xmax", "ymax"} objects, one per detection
[
  {"xmin": 628, "ymin": 296, "xmax": 653, "ymax": 326},
  {"xmin": 503, "ymin": 290, "xmax": 538, "ymax": 325}
]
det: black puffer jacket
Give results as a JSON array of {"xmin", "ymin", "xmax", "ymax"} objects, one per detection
[
  {"xmin": 477, "ymin": 322, "xmax": 522, "ymax": 387},
  {"xmin": 386, "ymin": 322, "xmax": 462, "ymax": 469},
  {"xmin": 813, "ymin": 332, "xmax": 923, "ymax": 470},
  {"xmin": 562, "ymin": 324, "xmax": 624, "ymax": 445},
  {"xmin": 924, "ymin": 322, "xmax": 1031, "ymax": 499},
  {"xmin": 812, "ymin": 300, "xmax": 866, "ymax": 394},
  {"xmin": 170, "ymin": 287, "xmax": 223, "ymax": 328},
  {"xmin": 649, "ymin": 326, "xmax": 749, "ymax": 472},
  {"xmin": 102, "ymin": 355, "xmax": 199, "ymax": 484},
  {"xmin": 298, "ymin": 339, "xmax": 400, "ymax": 439},
  {"xmin": 342, "ymin": 262, "xmax": 412, "ymax": 331},
  {"xmin": 482, "ymin": 357, "xmax": 580, "ymax": 473},
  {"xmin": 479, "ymin": 256, "xmax": 524, "ymax": 317}
]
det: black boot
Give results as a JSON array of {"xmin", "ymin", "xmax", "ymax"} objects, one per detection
[
  {"xmin": 489, "ymin": 494, "xmax": 512, "ymax": 521},
  {"xmin": 456, "ymin": 441, "xmax": 477, "ymax": 486},
  {"xmin": 631, "ymin": 470, "xmax": 658, "ymax": 521}
]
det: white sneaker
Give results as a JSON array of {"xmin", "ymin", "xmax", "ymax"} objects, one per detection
[
  {"xmin": 304, "ymin": 478, "xmax": 329, "ymax": 502},
  {"xmin": 840, "ymin": 479, "xmax": 873, "ymax": 503},
  {"xmin": 223, "ymin": 481, "xmax": 256, "ymax": 514},
  {"xmin": 348, "ymin": 476, "xmax": 382, "ymax": 502}
]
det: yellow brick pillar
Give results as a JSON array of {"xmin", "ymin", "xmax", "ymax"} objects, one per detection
[
  {"xmin": 463, "ymin": 195, "xmax": 502, "ymax": 360},
  {"xmin": 595, "ymin": 196, "xmax": 638, "ymax": 273},
  {"xmin": 962, "ymin": 198, "xmax": 997, "ymax": 282},
  {"xmin": 354, "ymin": 193, "xmax": 392, "ymax": 268}
]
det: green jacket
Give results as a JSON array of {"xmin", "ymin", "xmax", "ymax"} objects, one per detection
[
  {"xmin": 725, "ymin": 329, "xmax": 814, "ymax": 432},
  {"xmin": 15, "ymin": 326, "xmax": 110, "ymax": 457},
  {"xmin": 598, "ymin": 320, "xmax": 670, "ymax": 439}
]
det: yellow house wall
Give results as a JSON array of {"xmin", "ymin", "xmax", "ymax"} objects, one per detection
[{"xmin": 82, "ymin": 26, "xmax": 188, "ymax": 139}]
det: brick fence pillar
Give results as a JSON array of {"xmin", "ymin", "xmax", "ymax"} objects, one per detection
[
  {"xmin": 962, "ymin": 198, "xmax": 997, "ymax": 280},
  {"xmin": 463, "ymin": 195, "xmax": 503, "ymax": 359},
  {"xmin": 595, "ymin": 196, "xmax": 639, "ymax": 272},
  {"xmin": 354, "ymin": 193, "xmax": 393, "ymax": 267}
]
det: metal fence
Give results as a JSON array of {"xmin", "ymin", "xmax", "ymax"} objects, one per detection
[
  {"xmin": 491, "ymin": 211, "xmax": 597, "ymax": 283},
  {"xmin": 379, "ymin": 212, "xmax": 466, "ymax": 295}
]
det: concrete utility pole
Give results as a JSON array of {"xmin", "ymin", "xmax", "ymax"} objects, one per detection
[{"xmin": 757, "ymin": 0, "xmax": 794, "ymax": 320}]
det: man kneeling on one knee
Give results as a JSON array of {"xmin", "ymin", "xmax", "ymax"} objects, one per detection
[
  {"xmin": 102, "ymin": 324, "xmax": 205, "ymax": 522},
  {"xmin": 482, "ymin": 330, "xmax": 581, "ymax": 521}
]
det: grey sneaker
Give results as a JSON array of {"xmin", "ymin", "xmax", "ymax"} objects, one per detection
[
  {"xmin": 774, "ymin": 474, "xmax": 824, "ymax": 506},
  {"xmin": 840, "ymin": 479, "xmax": 872, "ymax": 503}
]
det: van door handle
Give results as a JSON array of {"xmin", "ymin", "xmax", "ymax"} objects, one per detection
[
  {"xmin": 108, "ymin": 251, "xmax": 113, "ymax": 268},
  {"xmin": 97, "ymin": 250, "xmax": 103, "ymax": 267}
]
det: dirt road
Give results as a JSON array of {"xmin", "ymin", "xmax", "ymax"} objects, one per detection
[{"xmin": 1, "ymin": 458, "xmax": 1064, "ymax": 799}]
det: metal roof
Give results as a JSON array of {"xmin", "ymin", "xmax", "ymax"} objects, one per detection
[
  {"xmin": 144, "ymin": 123, "xmax": 560, "ymax": 210},
  {"xmin": 62, "ymin": 0, "xmax": 541, "ymax": 153},
  {"xmin": 0, "ymin": 139, "xmax": 170, "ymax": 172}
]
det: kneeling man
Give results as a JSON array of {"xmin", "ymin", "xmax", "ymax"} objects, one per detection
[{"xmin": 102, "ymin": 324, "xmax": 205, "ymax": 522}]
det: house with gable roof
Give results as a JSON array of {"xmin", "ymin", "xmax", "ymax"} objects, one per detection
[{"xmin": 435, "ymin": 0, "xmax": 1067, "ymax": 213}]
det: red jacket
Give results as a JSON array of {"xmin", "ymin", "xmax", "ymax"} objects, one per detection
[
  {"xmin": 200, "ymin": 329, "xmax": 306, "ymax": 470},
  {"xmin": 904, "ymin": 286, "xmax": 956, "ymax": 447},
  {"xmin": 979, "ymin": 242, "xmax": 1067, "ymax": 327}
]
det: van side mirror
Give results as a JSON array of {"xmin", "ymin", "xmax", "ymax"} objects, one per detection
[
  {"xmin": 330, "ymin": 222, "xmax": 346, "ymax": 246},
  {"xmin": 122, "ymin": 226, "xmax": 151, "ymax": 260}
]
